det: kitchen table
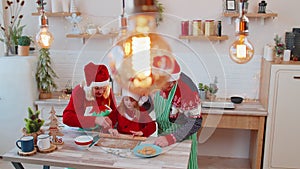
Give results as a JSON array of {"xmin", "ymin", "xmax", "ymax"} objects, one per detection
[{"xmin": 2, "ymin": 127, "xmax": 192, "ymax": 169}]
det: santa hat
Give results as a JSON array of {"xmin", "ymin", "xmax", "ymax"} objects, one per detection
[
  {"xmin": 84, "ymin": 62, "xmax": 110, "ymax": 87},
  {"xmin": 122, "ymin": 89, "xmax": 140, "ymax": 101},
  {"xmin": 168, "ymin": 58, "xmax": 181, "ymax": 82}
]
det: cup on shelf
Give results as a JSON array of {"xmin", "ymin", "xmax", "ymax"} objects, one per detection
[{"xmin": 98, "ymin": 26, "xmax": 110, "ymax": 35}]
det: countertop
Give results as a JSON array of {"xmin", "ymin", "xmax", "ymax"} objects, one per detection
[{"xmin": 35, "ymin": 93, "xmax": 267, "ymax": 117}]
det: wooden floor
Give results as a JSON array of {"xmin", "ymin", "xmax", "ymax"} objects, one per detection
[{"xmin": 0, "ymin": 156, "xmax": 251, "ymax": 169}]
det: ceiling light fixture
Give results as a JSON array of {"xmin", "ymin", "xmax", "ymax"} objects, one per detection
[
  {"xmin": 109, "ymin": 0, "xmax": 175, "ymax": 95},
  {"xmin": 36, "ymin": 1, "xmax": 53, "ymax": 48},
  {"xmin": 229, "ymin": 0, "xmax": 254, "ymax": 64}
]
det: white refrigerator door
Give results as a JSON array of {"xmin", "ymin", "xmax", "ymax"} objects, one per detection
[{"xmin": 0, "ymin": 56, "xmax": 38, "ymax": 155}]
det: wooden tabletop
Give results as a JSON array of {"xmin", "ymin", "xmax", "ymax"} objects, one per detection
[
  {"xmin": 2, "ymin": 127, "xmax": 192, "ymax": 169},
  {"xmin": 202, "ymin": 101, "xmax": 268, "ymax": 116}
]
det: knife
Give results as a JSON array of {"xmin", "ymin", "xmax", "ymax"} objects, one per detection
[{"xmin": 88, "ymin": 134, "xmax": 100, "ymax": 148}]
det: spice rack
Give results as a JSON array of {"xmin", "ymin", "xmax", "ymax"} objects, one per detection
[
  {"xmin": 223, "ymin": 12, "xmax": 278, "ymax": 25},
  {"xmin": 179, "ymin": 35, "xmax": 229, "ymax": 42}
]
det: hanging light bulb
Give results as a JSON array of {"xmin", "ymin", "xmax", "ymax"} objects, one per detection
[
  {"xmin": 109, "ymin": 0, "xmax": 175, "ymax": 95},
  {"xmin": 229, "ymin": 0, "xmax": 254, "ymax": 64},
  {"xmin": 36, "ymin": 7, "xmax": 54, "ymax": 48}
]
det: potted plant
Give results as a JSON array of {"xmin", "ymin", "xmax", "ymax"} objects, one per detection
[
  {"xmin": 23, "ymin": 107, "xmax": 45, "ymax": 145},
  {"xmin": 17, "ymin": 36, "xmax": 32, "ymax": 56},
  {"xmin": 35, "ymin": 48, "xmax": 58, "ymax": 99}
]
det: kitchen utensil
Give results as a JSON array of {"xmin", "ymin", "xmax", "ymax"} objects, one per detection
[{"xmin": 88, "ymin": 134, "xmax": 100, "ymax": 148}]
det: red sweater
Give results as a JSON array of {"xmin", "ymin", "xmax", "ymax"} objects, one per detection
[
  {"xmin": 108, "ymin": 107, "xmax": 156, "ymax": 137},
  {"xmin": 63, "ymin": 85, "xmax": 117, "ymax": 128}
]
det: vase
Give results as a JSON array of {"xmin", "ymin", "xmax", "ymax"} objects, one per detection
[
  {"xmin": 22, "ymin": 128, "xmax": 44, "ymax": 146},
  {"xmin": 39, "ymin": 91, "xmax": 52, "ymax": 99},
  {"xmin": 274, "ymin": 55, "xmax": 282, "ymax": 64},
  {"xmin": 199, "ymin": 90, "xmax": 206, "ymax": 101}
]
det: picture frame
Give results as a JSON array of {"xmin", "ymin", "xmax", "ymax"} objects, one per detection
[{"xmin": 226, "ymin": 0, "xmax": 236, "ymax": 11}]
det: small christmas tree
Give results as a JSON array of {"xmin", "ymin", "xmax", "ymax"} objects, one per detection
[{"xmin": 43, "ymin": 106, "xmax": 64, "ymax": 145}]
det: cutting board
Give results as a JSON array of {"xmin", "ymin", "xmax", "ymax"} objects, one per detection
[{"xmin": 95, "ymin": 133, "xmax": 147, "ymax": 149}]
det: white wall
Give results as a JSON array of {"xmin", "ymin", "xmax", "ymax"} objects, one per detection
[{"xmin": 1, "ymin": 0, "xmax": 300, "ymax": 158}]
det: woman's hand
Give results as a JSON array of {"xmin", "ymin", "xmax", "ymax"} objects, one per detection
[
  {"xmin": 130, "ymin": 130, "xmax": 143, "ymax": 136},
  {"xmin": 154, "ymin": 134, "xmax": 176, "ymax": 147},
  {"xmin": 95, "ymin": 116, "xmax": 112, "ymax": 128},
  {"xmin": 108, "ymin": 128, "xmax": 119, "ymax": 136}
]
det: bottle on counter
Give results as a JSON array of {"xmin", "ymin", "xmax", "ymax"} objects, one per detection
[{"xmin": 217, "ymin": 21, "xmax": 222, "ymax": 37}]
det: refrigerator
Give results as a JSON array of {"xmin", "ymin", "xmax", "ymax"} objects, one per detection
[{"xmin": 0, "ymin": 56, "xmax": 38, "ymax": 155}]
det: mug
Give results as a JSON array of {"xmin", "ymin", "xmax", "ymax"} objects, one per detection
[
  {"xmin": 37, "ymin": 134, "xmax": 51, "ymax": 150},
  {"xmin": 16, "ymin": 136, "xmax": 34, "ymax": 152}
]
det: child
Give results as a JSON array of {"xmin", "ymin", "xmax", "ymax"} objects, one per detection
[{"xmin": 107, "ymin": 90, "xmax": 156, "ymax": 137}]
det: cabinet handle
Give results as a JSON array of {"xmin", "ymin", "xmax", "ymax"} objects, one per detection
[{"xmin": 294, "ymin": 76, "xmax": 300, "ymax": 79}]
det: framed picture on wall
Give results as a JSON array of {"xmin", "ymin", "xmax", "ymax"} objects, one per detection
[{"xmin": 225, "ymin": 0, "xmax": 236, "ymax": 11}]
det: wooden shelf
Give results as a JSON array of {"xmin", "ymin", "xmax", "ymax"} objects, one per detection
[
  {"xmin": 31, "ymin": 12, "xmax": 81, "ymax": 17},
  {"xmin": 223, "ymin": 12, "xmax": 278, "ymax": 25},
  {"xmin": 179, "ymin": 35, "xmax": 229, "ymax": 41},
  {"xmin": 66, "ymin": 33, "xmax": 118, "ymax": 44},
  {"xmin": 223, "ymin": 12, "xmax": 278, "ymax": 18}
]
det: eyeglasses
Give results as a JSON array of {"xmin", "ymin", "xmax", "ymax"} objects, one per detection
[{"xmin": 93, "ymin": 86, "xmax": 106, "ymax": 91}]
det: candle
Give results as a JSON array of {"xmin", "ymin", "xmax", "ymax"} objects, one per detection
[
  {"xmin": 264, "ymin": 45, "xmax": 273, "ymax": 61},
  {"xmin": 283, "ymin": 49, "xmax": 291, "ymax": 61}
]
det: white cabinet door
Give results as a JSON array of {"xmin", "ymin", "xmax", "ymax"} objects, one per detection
[
  {"xmin": 0, "ymin": 56, "xmax": 38, "ymax": 155},
  {"xmin": 270, "ymin": 70, "xmax": 300, "ymax": 169}
]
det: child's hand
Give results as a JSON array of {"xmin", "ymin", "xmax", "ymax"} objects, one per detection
[
  {"xmin": 108, "ymin": 128, "xmax": 119, "ymax": 136},
  {"xmin": 130, "ymin": 130, "xmax": 143, "ymax": 136}
]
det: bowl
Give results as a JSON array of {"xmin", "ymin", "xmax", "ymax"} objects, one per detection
[
  {"xmin": 74, "ymin": 135, "xmax": 93, "ymax": 150},
  {"xmin": 230, "ymin": 96, "xmax": 244, "ymax": 104}
]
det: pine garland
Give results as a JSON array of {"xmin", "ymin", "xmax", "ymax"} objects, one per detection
[{"xmin": 35, "ymin": 48, "xmax": 58, "ymax": 93}]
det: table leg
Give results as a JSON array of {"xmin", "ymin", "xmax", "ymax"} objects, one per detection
[
  {"xmin": 43, "ymin": 166, "xmax": 50, "ymax": 169},
  {"xmin": 11, "ymin": 162, "xmax": 24, "ymax": 169}
]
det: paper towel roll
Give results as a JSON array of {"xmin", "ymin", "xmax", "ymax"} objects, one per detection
[
  {"xmin": 283, "ymin": 49, "xmax": 291, "ymax": 61},
  {"xmin": 264, "ymin": 45, "xmax": 274, "ymax": 61}
]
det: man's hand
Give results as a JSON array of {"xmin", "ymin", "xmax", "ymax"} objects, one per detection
[{"xmin": 95, "ymin": 116, "xmax": 112, "ymax": 128}]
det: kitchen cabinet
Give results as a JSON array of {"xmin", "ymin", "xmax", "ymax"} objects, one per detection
[{"xmin": 260, "ymin": 59, "xmax": 300, "ymax": 169}]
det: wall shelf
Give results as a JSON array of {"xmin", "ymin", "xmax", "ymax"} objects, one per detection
[
  {"xmin": 179, "ymin": 35, "xmax": 229, "ymax": 42},
  {"xmin": 31, "ymin": 12, "xmax": 81, "ymax": 17},
  {"xmin": 223, "ymin": 12, "xmax": 278, "ymax": 25},
  {"xmin": 66, "ymin": 33, "xmax": 118, "ymax": 44}
]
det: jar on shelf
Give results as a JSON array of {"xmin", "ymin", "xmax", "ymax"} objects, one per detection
[
  {"xmin": 192, "ymin": 20, "xmax": 203, "ymax": 36},
  {"xmin": 205, "ymin": 20, "xmax": 215, "ymax": 36}
]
